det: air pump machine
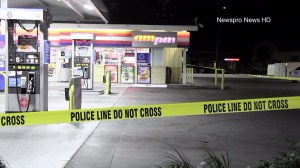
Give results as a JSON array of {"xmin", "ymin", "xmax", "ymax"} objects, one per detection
[
  {"xmin": 71, "ymin": 33, "xmax": 94, "ymax": 90},
  {"xmin": 0, "ymin": 8, "xmax": 51, "ymax": 112}
]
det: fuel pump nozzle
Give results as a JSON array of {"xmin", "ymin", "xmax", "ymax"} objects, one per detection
[
  {"xmin": 27, "ymin": 72, "xmax": 35, "ymax": 93},
  {"xmin": 83, "ymin": 67, "xmax": 89, "ymax": 79}
]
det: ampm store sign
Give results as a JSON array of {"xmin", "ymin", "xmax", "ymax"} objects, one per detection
[{"xmin": 132, "ymin": 31, "xmax": 177, "ymax": 48}]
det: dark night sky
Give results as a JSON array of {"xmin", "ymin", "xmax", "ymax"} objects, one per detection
[{"xmin": 102, "ymin": 0, "xmax": 300, "ymax": 53}]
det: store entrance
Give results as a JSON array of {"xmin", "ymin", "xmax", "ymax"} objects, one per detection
[{"xmin": 96, "ymin": 47, "xmax": 152, "ymax": 84}]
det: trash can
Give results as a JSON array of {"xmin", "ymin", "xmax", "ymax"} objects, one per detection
[
  {"xmin": 103, "ymin": 76, "xmax": 106, "ymax": 83},
  {"xmin": 166, "ymin": 66, "xmax": 172, "ymax": 84},
  {"xmin": 64, "ymin": 88, "xmax": 69, "ymax": 101}
]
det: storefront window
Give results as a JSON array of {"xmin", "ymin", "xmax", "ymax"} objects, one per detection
[
  {"xmin": 60, "ymin": 47, "xmax": 72, "ymax": 68},
  {"xmin": 48, "ymin": 47, "xmax": 58, "ymax": 79},
  {"xmin": 97, "ymin": 48, "xmax": 122, "ymax": 65},
  {"xmin": 94, "ymin": 47, "xmax": 153, "ymax": 84},
  {"xmin": 104, "ymin": 65, "xmax": 118, "ymax": 83}
]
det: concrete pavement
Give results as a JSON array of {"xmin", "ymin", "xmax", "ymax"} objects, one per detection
[{"xmin": 0, "ymin": 82, "xmax": 128, "ymax": 168}]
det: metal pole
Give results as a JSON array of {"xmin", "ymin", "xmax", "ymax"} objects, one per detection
[
  {"xmin": 221, "ymin": 69, "xmax": 224, "ymax": 90},
  {"xmin": 214, "ymin": 61, "xmax": 217, "ymax": 85},
  {"xmin": 187, "ymin": 68, "xmax": 190, "ymax": 83},
  {"xmin": 216, "ymin": 22, "xmax": 221, "ymax": 69},
  {"xmin": 215, "ymin": 0, "xmax": 222, "ymax": 84},
  {"xmin": 191, "ymin": 68, "xmax": 194, "ymax": 84},
  {"xmin": 182, "ymin": 49, "xmax": 187, "ymax": 84}
]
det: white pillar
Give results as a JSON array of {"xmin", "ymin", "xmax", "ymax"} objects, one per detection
[
  {"xmin": 1, "ymin": 0, "xmax": 8, "ymax": 111},
  {"xmin": 1, "ymin": 0, "xmax": 8, "ymax": 35},
  {"xmin": 182, "ymin": 49, "xmax": 187, "ymax": 84}
]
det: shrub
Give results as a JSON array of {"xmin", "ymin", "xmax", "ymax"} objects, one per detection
[
  {"xmin": 156, "ymin": 145, "xmax": 231, "ymax": 168},
  {"xmin": 254, "ymin": 139, "xmax": 300, "ymax": 168},
  {"xmin": 156, "ymin": 145, "xmax": 194, "ymax": 168},
  {"xmin": 198, "ymin": 149, "xmax": 231, "ymax": 168},
  {"xmin": 0, "ymin": 156, "xmax": 9, "ymax": 168},
  {"xmin": 157, "ymin": 139, "xmax": 300, "ymax": 168}
]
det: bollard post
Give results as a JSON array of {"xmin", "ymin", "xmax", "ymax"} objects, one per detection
[
  {"xmin": 221, "ymin": 69, "xmax": 224, "ymax": 90},
  {"xmin": 69, "ymin": 84, "xmax": 74, "ymax": 110},
  {"xmin": 105, "ymin": 70, "xmax": 111, "ymax": 95},
  {"xmin": 214, "ymin": 62, "xmax": 217, "ymax": 85},
  {"xmin": 68, "ymin": 77, "xmax": 82, "ymax": 110}
]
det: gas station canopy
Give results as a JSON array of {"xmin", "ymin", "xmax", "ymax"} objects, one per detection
[{"xmin": 0, "ymin": 0, "xmax": 109, "ymax": 23}]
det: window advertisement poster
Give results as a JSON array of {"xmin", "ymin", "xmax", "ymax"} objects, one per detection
[
  {"xmin": 76, "ymin": 46, "xmax": 90, "ymax": 56},
  {"xmin": 17, "ymin": 35, "xmax": 38, "ymax": 52},
  {"xmin": 48, "ymin": 47, "xmax": 57, "ymax": 77},
  {"xmin": 0, "ymin": 35, "xmax": 5, "ymax": 56},
  {"xmin": 104, "ymin": 65, "xmax": 118, "ymax": 83},
  {"xmin": 121, "ymin": 52, "xmax": 135, "ymax": 65},
  {"xmin": 137, "ymin": 66, "xmax": 151, "ymax": 84},
  {"xmin": 121, "ymin": 66, "xmax": 134, "ymax": 83},
  {"xmin": 101, "ymin": 48, "xmax": 121, "ymax": 65},
  {"xmin": 136, "ymin": 48, "xmax": 149, "ymax": 53},
  {"xmin": 137, "ymin": 53, "xmax": 150, "ymax": 65}
]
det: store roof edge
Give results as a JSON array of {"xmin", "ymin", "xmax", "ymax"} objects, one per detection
[{"xmin": 49, "ymin": 23, "xmax": 198, "ymax": 32}]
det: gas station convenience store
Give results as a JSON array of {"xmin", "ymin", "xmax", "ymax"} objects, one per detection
[{"xmin": 45, "ymin": 24, "xmax": 196, "ymax": 85}]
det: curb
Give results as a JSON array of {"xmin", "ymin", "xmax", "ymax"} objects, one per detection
[{"xmin": 167, "ymin": 84, "xmax": 230, "ymax": 90}]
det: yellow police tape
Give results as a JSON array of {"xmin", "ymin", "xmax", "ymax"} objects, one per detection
[{"xmin": 1, "ymin": 96, "xmax": 300, "ymax": 127}]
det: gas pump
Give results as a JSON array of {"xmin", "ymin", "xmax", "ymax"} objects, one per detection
[
  {"xmin": 71, "ymin": 33, "xmax": 94, "ymax": 90},
  {"xmin": 0, "ymin": 8, "xmax": 51, "ymax": 112}
]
